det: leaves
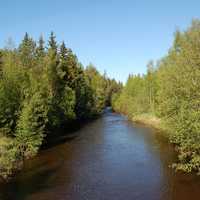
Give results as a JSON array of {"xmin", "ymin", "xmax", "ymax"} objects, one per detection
[
  {"xmin": 0, "ymin": 32, "xmax": 120, "ymax": 179},
  {"xmin": 113, "ymin": 19, "xmax": 200, "ymax": 174}
]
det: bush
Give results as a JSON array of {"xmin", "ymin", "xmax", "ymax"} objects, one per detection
[{"xmin": 0, "ymin": 137, "xmax": 21, "ymax": 179}]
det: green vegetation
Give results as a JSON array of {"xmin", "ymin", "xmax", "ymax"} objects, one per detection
[
  {"xmin": 0, "ymin": 32, "xmax": 121, "ymax": 179},
  {"xmin": 112, "ymin": 20, "xmax": 200, "ymax": 174}
]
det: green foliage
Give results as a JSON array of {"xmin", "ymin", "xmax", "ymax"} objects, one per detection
[
  {"xmin": 35, "ymin": 35, "xmax": 46, "ymax": 63},
  {"xmin": 156, "ymin": 20, "xmax": 200, "ymax": 173},
  {"xmin": 15, "ymin": 92, "xmax": 48, "ymax": 158},
  {"xmin": 85, "ymin": 64, "xmax": 111, "ymax": 115},
  {"xmin": 104, "ymin": 77, "xmax": 123, "ymax": 106},
  {"xmin": 0, "ymin": 137, "xmax": 21, "ymax": 179},
  {"xmin": 112, "ymin": 71, "xmax": 157, "ymax": 118},
  {"xmin": 0, "ymin": 78, "xmax": 21, "ymax": 135},
  {"xmin": 113, "ymin": 19, "xmax": 200, "ymax": 174},
  {"xmin": 0, "ymin": 32, "xmax": 119, "ymax": 179},
  {"xmin": 18, "ymin": 33, "xmax": 36, "ymax": 68},
  {"xmin": 59, "ymin": 86, "xmax": 76, "ymax": 120}
]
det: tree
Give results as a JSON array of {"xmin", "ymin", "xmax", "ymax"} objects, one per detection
[
  {"xmin": 85, "ymin": 64, "xmax": 107, "ymax": 114},
  {"xmin": 0, "ymin": 32, "xmax": 115, "ymax": 179},
  {"xmin": 16, "ymin": 92, "xmax": 48, "ymax": 158},
  {"xmin": 18, "ymin": 32, "xmax": 36, "ymax": 68},
  {"xmin": 48, "ymin": 32, "xmax": 57, "ymax": 53},
  {"xmin": 46, "ymin": 33, "xmax": 59, "ymax": 98},
  {"xmin": 36, "ymin": 35, "xmax": 45, "ymax": 61},
  {"xmin": 113, "ymin": 20, "xmax": 200, "ymax": 174},
  {"xmin": 146, "ymin": 60, "xmax": 156, "ymax": 112}
]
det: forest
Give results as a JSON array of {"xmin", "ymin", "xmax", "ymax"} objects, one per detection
[
  {"xmin": 1, "ymin": 20, "xmax": 200, "ymax": 182},
  {"xmin": 112, "ymin": 20, "xmax": 200, "ymax": 174},
  {"xmin": 0, "ymin": 32, "xmax": 122, "ymax": 179}
]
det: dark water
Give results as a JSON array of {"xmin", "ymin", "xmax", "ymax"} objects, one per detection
[{"xmin": 1, "ymin": 111, "xmax": 200, "ymax": 200}]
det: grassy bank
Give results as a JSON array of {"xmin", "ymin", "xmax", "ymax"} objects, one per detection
[
  {"xmin": 132, "ymin": 113, "xmax": 161, "ymax": 129},
  {"xmin": 130, "ymin": 113, "xmax": 171, "ymax": 138}
]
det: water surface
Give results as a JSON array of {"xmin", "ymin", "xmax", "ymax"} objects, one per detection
[{"xmin": 1, "ymin": 111, "xmax": 200, "ymax": 200}]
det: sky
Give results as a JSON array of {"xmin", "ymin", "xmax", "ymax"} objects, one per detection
[{"xmin": 1, "ymin": 0, "xmax": 200, "ymax": 83}]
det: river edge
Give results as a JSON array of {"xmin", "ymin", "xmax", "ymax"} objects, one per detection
[
  {"xmin": 114, "ymin": 111, "xmax": 200, "ymax": 176},
  {"xmin": 2, "ymin": 110, "xmax": 200, "ymax": 200},
  {"xmin": 0, "ymin": 116, "xmax": 100, "ymax": 182},
  {"xmin": 0, "ymin": 132, "xmax": 80, "ymax": 183},
  {"xmin": 0, "ymin": 134, "xmax": 81, "ymax": 183},
  {"xmin": 1, "ymin": 110, "xmax": 196, "ymax": 183},
  {"xmin": 113, "ymin": 111, "xmax": 167, "ymax": 133},
  {"xmin": 131, "ymin": 113, "xmax": 172, "ymax": 138}
]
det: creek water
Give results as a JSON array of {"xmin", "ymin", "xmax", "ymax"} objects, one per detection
[{"xmin": 1, "ymin": 110, "xmax": 200, "ymax": 200}]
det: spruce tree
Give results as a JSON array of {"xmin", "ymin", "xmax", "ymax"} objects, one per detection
[
  {"xmin": 48, "ymin": 32, "xmax": 57, "ymax": 53},
  {"xmin": 57, "ymin": 41, "xmax": 68, "ymax": 88},
  {"xmin": 46, "ymin": 32, "xmax": 59, "ymax": 97},
  {"xmin": 18, "ymin": 32, "xmax": 36, "ymax": 68},
  {"xmin": 36, "ymin": 35, "xmax": 45, "ymax": 60}
]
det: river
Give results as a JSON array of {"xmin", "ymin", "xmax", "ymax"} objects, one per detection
[{"xmin": 1, "ymin": 110, "xmax": 200, "ymax": 200}]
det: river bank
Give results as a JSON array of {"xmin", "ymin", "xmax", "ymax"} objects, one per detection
[
  {"xmin": 132, "ymin": 113, "xmax": 162, "ymax": 129},
  {"xmin": 0, "ymin": 117, "xmax": 97, "ymax": 181},
  {"xmin": 1, "ymin": 111, "xmax": 200, "ymax": 200},
  {"xmin": 115, "ymin": 110, "xmax": 200, "ymax": 175},
  {"xmin": 113, "ymin": 110, "xmax": 167, "ymax": 133}
]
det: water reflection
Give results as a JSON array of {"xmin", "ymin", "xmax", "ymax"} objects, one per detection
[{"xmin": 1, "ymin": 111, "xmax": 200, "ymax": 200}]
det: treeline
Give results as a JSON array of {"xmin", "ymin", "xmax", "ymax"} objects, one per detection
[
  {"xmin": 112, "ymin": 20, "xmax": 200, "ymax": 174},
  {"xmin": 0, "ymin": 32, "xmax": 122, "ymax": 179}
]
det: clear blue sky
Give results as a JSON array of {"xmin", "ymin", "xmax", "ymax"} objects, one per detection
[{"xmin": 0, "ymin": 0, "xmax": 200, "ymax": 83}]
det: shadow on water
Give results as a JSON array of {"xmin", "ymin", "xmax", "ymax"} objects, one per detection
[
  {"xmin": 0, "ymin": 164, "xmax": 61, "ymax": 200},
  {"xmin": 1, "ymin": 110, "xmax": 200, "ymax": 200},
  {"xmin": 42, "ymin": 115, "xmax": 100, "ymax": 150}
]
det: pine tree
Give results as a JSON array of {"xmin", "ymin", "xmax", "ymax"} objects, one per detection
[
  {"xmin": 65, "ymin": 49, "xmax": 79, "ymax": 89},
  {"xmin": 46, "ymin": 32, "xmax": 59, "ymax": 97},
  {"xmin": 18, "ymin": 32, "xmax": 36, "ymax": 68},
  {"xmin": 60, "ymin": 41, "xmax": 68, "ymax": 60},
  {"xmin": 57, "ymin": 41, "xmax": 68, "ymax": 88},
  {"xmin": 36, "ymin": 35, "xmax": 45, "ymax": 60},
  {"xmin": 48, "ymin": 32, "xmax": 57, "ymax": 53},
  {"xmin": 57, "ymin": 42, "xmax": 76, "ymax": 122}
]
